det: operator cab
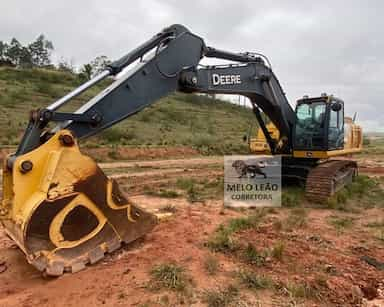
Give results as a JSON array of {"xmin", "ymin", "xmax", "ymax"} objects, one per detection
[{"xmin": 293, "ymin": 94, "xmax": 344, "ymax": 152}]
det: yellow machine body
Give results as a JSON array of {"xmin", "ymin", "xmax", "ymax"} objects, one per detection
[
  {"xmin": 293, "ymin": 117, "xmax": 363, "ymax": 158},
  {"xmin": 250, "ymin": 117, "xmax": 363, "ymax": 159},
  {"xmin": 249, "ymin": 122, "xmax": 280, "ymax": 154},
  {"xmin": 1, "ymin": 130, "xmax": 156, "ymax": 276}
]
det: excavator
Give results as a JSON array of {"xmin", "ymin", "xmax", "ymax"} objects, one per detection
[
  {"xmin": 0, "ymin": 24, "xmax": 362, "ymax": 275},
  {"xmin": 248, "ymin": 96, "xmax": 363, "ymax": 199}
]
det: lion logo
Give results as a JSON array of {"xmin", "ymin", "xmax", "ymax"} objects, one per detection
[{"xmin": 232, "ymin": 160, "xmax": 267, "ymax": 179}]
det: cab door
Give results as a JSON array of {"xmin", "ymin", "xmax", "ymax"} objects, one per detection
[{"xmin": 327, "ymin": 100, "xmax": 344, "ymax": 150}]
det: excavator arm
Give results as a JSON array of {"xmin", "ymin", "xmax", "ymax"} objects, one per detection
[
  {"xmin": 2, "ymin": 24, "xmax": 296, "ymax": 275},
  {"xmin": 15, "ymin": 24, "xmax": 295, "ymax": 157},
  {"xmin": 178, "ymin": 54, "xmax": 295, "ymax": 153}
]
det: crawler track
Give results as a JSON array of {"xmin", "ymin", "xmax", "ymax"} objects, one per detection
[{"xmin": 305, "ymin": 160, "xmax": 358, "ymax": 202}]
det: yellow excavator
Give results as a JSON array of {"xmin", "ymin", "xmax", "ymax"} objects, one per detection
[
  {"xmin": 249, "ymin": 95, "xmax": 363, "ymax": 199},
  {"xmin": 1, "ymin": 24, "xmax": 362, "ymax": 275}
]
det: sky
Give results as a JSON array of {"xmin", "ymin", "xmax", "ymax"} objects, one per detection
[{"xmin": 1, "ymin": 0, "xmax": 383, "ymax": 131}]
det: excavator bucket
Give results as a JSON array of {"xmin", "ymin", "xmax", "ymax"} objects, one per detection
[{"xmin": 0, "ymin": 130, "xmax": 157, "ymax": 276}]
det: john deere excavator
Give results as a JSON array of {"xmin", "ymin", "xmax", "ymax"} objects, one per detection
[
  {"xmin": 1, "ymin": 24, "xmax": 362, "ymax": 275},
  {"xmin": 249, "ymin": 95, "xmax": 363, "ymax": 200}
]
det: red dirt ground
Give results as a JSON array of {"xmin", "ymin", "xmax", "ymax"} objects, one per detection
[{"xmin": 0, "ymin": 154, "xmax": 383, "ymax": 306}]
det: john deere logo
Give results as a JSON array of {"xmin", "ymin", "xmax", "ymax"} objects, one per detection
[{"xmin": 212, "ymin": 74, "xmax": 241, "ymax": 86}]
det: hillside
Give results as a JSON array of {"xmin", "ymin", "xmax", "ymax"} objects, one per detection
[{"xmin": 0, "ymin": 67, "xmax": 255, "ymax": 154}]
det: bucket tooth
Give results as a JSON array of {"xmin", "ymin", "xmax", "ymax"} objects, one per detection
[{"xmin": 1, "ymin": 130, "xmax": 157, "ymax": 276}]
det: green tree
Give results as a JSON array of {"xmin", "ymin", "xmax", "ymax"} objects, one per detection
[
  {"xmin": 90, "ymin": 55, "xmax": 111, "ymax": 76},
  {"xmin": 0, "ymin": 41, "xmax": 11, "ymax": 65},
  {"xmin": 57, "ymin": 57, "xmax": 75, "ymax": 73},
  {"xmin": 4, "ymin": 38, "xmax": 32, "ymax": 67},
  {"xmin": 0, "ymin": 41, "xmax": 6, "ymax": 59},
  {"xmin": 28, "ymin": 34, "xmax": 54, "ymax": 67},
  {"xmin": 79, "ymin": 63, "xmax": 93, "ymax": 81},
  {"xmin": 19, "ymin": 46, "xmax": 33, "ymax": 68},
  {"xmin": 6, "ymin": 38, "xmax": 23, "ymax": 65}
]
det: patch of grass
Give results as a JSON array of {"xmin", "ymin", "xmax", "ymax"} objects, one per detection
[
  {"xmin": 242, "ymin": 243, "xmax": 266, "ymax": 266},
  {"xmin": 238, "ymin": 270, "xmax": 274, "ymax": 290},
  {"xmin": 266, "ymin": 207, "xmax": 278, "ymax": 214},
  {"xmin": 107, "ymin": 147, "xmax": 120, "ymax": 160},
  {"xmin": 206, "ymin": 213, "xmax": 264, "ymax": 253},
  {"xmin": 283, "ymin": 281, "xmax": 321, "ymax": 301},
  {"xmin": 227, "ymin": 215, "xmax": 261, "ymax": 233},
  {"xmin": 201, "ymin": 177, "xmax": 224, "ymax": 199},
  {"xmin": 206, "ymin": 225, "xmax": 240, "ymax": 253},
  {"xmin": 328, "ymin": 216, "xmax": 355, "ymax": 232},
  {"xmin": 204, "ymin": 255, "xmax": 219, "ymax": 275},
  {"xmin": 375, "ymin": 228, "xmax": 384, "ymax": 243},
  {"xmin": 365, "ymin": 219, "xmax": 384, "ymax": 228},
  {"xmin": 175, "ymin": 177, "xmax": 223, "ymax": 202},
  {"xmin": 284, "ymin": 208, "xmax": 307, "ymax": 230},
  {"xmin": 187, "ymin": 184, "xmax": 200, "ymax": 202},
  {"xmin": 272, "ymin": 219, "xmax": 283, "ymax": 231},
  {"xmin": 158, "ymin": 189, "xmax": 180, "ymax": 198},
  {"xmin": 314, "ymin": 274, "xmax": 328, "ymax": 288},
  {"xmin": 202, "ymin": 285, "xmax": 239, "ymax": 307},
  {"xmin": 327, "ymin": 176, "xmax": 384, "ymax": 210},
  {"xmin": 348, "ymin": 175, "xmax": 376, "ymax": 196},
  {"xmin": 271, "ymin": 241, "xmax": 285, "ymax": 261},
  {"xmin": 159, "ymin": 204, "xmax": 177, "ymax": 213},
  {"xmin": 101, "ymin": 128, "xmax": 125, "ymax": 144},
  {"xmin": 282, "ymin": 186, "xmax": 305, "ymax": 208},
  {"xmin": 0, "ymin": 68, "xmax": 258, "ymax": 148},
  {"xmin": 326, "ymin": 195, "xmax": 351, "ymax": 212},
  {"xmin": 144, "ymin": 187, "xmax": 180, "ymax": 198},
  {"xmin": 176, "ymin": 178, "xmax": 196, "ymax": 190},
  {"xmin": 35, "ymin": 82, "xmax": 57, "ymax": 97},
  {"xmin": 148, "ymin": 263, "xmax": 189, "ymax": 291}
]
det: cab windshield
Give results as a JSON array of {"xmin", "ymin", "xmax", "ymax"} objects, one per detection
[{"xmin": 294, "ymin": 102, "xmax": 327, "ymax": 149}]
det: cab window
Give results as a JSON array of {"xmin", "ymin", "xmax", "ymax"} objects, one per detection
[
  {"xmin": 327, "ymin": 101, "xmax": 344, "ymax": 150},
  {"xmin": 294, "ymin": 102, "xmax": 327, "ymax": 150}
]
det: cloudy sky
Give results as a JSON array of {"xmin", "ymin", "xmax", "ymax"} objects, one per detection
[{"xmin": 1, "ymin": 0, "xmax": 383, "ymax": 131}]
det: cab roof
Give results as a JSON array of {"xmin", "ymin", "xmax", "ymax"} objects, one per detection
[{"xmin": 296, "ymin": 94, "xmax": 344, "ymax": 105}]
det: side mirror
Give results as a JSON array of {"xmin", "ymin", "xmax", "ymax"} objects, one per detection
[{"xmin": 331, "ymin": 102, "xmax": 342, "ymax": 112}]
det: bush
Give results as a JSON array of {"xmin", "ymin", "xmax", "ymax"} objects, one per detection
[
  {"xmin": 363, "ymin": 136, "xmax": 370, "ymax": 146},
  {"xmin": 285, "ymin": 208, "xmax": 307, "ymax": 230},
  {"xmin": 271, "ymin": 241, "xmax": 285, "ymax": 260},
  {"xmin": 328, "ymin": 216, "xmax": 354, "ymax": 232},
  {"xmin": 282, "ymin": 187, "xmax": 304, "ymax": 207},
  {"xmin": 204, "ymin": 255, "xmax": 219, "ymax": 275},
  {"xmin": 148, "ymin": 263, "xmax": 189, "ymax": 291},
  {"xmin": 176, "ymin": 178, "xmax": 196, "ymax": 190},
  {"xmin": 206, "ymin": 214, "xmax": 264, "ymax": 253},
  {"xmin": 206, "ymin": 225, "xmax": 239, "ymax": 253},
  {"xmin": 203, "ymin": 285, "xmax": 239, "ymax": 307},
  {"xmin": 242, "ymin": 243, "xmax": 266, "ymax": 266},
  {"xmin": 101, "ymin": 128, "xmax": 124, "ymax": 143},
  {"xmin": 144, "ymin": 188, "xmax": 180, "ymax": 198},
  {"xmin": 238, "ymin": 270, "xmax": 274, "ymax": 290},
  {"xmin": 327, "ymin": 176, "xmax": 383, "ymax": 210},
  {"xmin": 35, "ymin": 82, "xmax": 57, "ymax": 97}
]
